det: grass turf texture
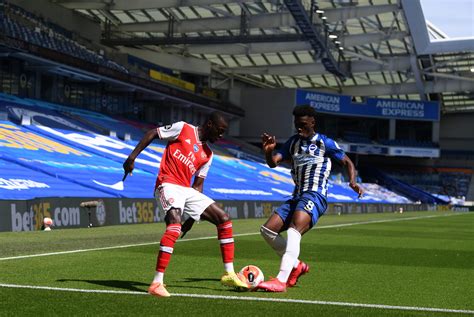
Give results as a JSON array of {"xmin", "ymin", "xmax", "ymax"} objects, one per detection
[{"xmin": 0, "ymin": 211, "xmax": 472, "ymax": 316}]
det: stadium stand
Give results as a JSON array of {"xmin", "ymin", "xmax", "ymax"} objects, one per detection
[
  {"xmin": 360, "ymin": 167, "xmax": 447, "ymax": 204},
  {"xmin": 1, "ymin": 3, "xmax": 128, "ymax": 73},
  {"xmin": 216, "ymin": 138, "xmax": 267, "ymax": 163},
  {"xmin": 379, "ymin": 139, "xmax": 438, "ymax": 148},
  {"xmin": 0, "ymin": 92, "xmax": 415, "ymax": 204},
  {"xmin": 467, "ymin": 175, "xmax": 474, "ymax": 201},
  {"xmin": 0, "ymin": 92, "xmax": 148, "ymax": 140},
  {"xmin": 342, "ymin": 131, "xmax": 373, "ymax": 145},
  {"xmin": 384, "ymin": 167, "xmax": 472, "ymax": 200},
  {"xmin": 0, "ymin": 156, "xmax": 115, "ymax": 199}
]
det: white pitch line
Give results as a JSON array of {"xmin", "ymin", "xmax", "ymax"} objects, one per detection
[
  {"xmin": 0, "ymin": 283, "xmax": 472, "ymax": 315},
  {"xmin": 0, "ymin": 213, "xmax": 463, "ymax": 262}
]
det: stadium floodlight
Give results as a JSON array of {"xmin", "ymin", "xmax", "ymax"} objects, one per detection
[
  {"xmin": 321, "ymin": 16, "xmax": 327, "ymax": 20},
  {"xmin": 329, "ymin": 34, "xmax": 338, "ymax": 39},
  {"xmin": 339, "ymin": 46, "xmax": 344, "ymax": 50},
  {"xmin": 335, "ymin": 40, "xmax": 341, "ymax": 44},
  {"xmin": 316, "ymin": 9, "xmax": 325, "ymax": 13},
  {"xmin": 470, "ymin": 67, "xmax": 474, "ymax": 72}
]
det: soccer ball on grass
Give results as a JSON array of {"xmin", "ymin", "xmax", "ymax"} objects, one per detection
[
  {"xmin": 238, "ymin": 265, "xmax": 264, "ymax": 290},
  {"xmin": 43, "ymin": 217, "xmax": 53, "ymax": 231}
]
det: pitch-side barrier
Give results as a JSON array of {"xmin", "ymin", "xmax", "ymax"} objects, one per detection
[{"xmin": 0, "ymin": 198, "xmax": 468, "ymax": 232}]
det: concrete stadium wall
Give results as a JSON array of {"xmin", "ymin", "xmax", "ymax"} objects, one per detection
[
  {"xmin": 239, "ymin": 88, "xmax": 295, "ymax": 142},
  {"xmin": 440, "ymin": 113, "xmax": 474, "ymax": 151},
  {"xmin": 0, "ymin": 198, "xmax": 455, "ymax": 232}
]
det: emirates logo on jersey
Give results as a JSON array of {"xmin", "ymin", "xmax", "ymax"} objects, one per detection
[{"xmin": 172, "ymin": 149, "xmax": 197, "ymax": 174}]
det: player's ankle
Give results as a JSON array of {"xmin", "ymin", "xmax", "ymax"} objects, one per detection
[{"xmin": 224, "ymin": 262, "xmax": 234, "ymax": 273}]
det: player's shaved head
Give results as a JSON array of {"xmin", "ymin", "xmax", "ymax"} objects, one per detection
[
  {"xmin": 201, "ymin": 111, "xmax": 228, "ymax": 143},
  {"xmin": 208, "ymin": 111, "xmax": 227, "ymax": 125}
]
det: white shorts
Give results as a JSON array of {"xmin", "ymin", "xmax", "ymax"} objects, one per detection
[{"xmin": 155, "ymin": 183, "xmax": 215, "ymax": 221}]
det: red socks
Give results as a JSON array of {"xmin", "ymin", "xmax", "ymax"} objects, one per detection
[
  {"xmin": 156, "ymin": 221, "xmax": 234, "ymax": 273},
  {"xmin": 156, "ymin": 224, "xmax": 181, "ymax": 273},
  {"xmin": 217, "ymin": 221, "xmax": 234, "ymax": 264}
]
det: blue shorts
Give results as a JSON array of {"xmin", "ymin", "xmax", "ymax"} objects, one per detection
[{"xmin": 275, "ymin": 191, "xmax": 327, "ymax": 228}]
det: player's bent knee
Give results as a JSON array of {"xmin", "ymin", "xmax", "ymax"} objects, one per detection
[
  {"xmin": 165, "ymin": 208, "xmax": 182, "ymax": 224},
  {"xmin": 202, "ymin": 203, "xmax": 230, "ymax": 225},
  {"xmin": 260, "ymin": 225, "xmax": 278, "ymax": 239},
  {"xmin": 219, "ymin": 213, "xmax": 230, "ymax": 224},
  {"xmin": 212, "ymin": 204, "xmax": 230, "ymax": 223}
]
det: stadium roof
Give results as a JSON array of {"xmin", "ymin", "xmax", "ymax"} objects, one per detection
[{"xmin": 53, "ymin": 0, "xmax": 474, "ymax": 113}]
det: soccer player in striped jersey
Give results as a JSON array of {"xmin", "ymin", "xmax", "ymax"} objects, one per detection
[
  {"xmin": 257, "ymin": 105, "xmax": 364, "ymax": 292},
  {"xmin": 123, "ymin": 112, "xmax": 248, "ymax": 297}
]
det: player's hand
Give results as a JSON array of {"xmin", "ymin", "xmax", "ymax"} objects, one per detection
[
  {"xmin": 261, "ymin": 133, "xmax": 276, "ymax": 153},
  {"xmin": 122, "ymin": 157, "xmax": 135, "ymax": 181},
  {"xmin": 350, "ymin": 183, "xmax": 364, "ymax": 198},
  {"xmin": 181, "ymin": 218, "xmax": 195, "ymax": 238}
]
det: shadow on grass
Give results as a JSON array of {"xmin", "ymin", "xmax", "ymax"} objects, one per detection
[
  {"xmin": 180, "ymin": 277, "xmax": 220, "ymax": 283},
  {"xmin": 56, "ymin": 277, "xmax": 234, "ymax": 292},
  {"xmin": 55, "ymin": 277, "xmax": 235, "ymax": 293},
  {"xmin": 56, "ymin": 279, "xmax": 148, "ymax": 292},
  {"xmin": 170, "ymin": 277, "xmax": 247, "ymax": 293},
  {"xmin": 170, "ymin": 277, "xmax": 222, "ymax": 291}
]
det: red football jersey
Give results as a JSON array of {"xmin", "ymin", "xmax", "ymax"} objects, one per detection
[{"xmin": 155, "ymin": 122, "xmax": 213, "ymax": 188}]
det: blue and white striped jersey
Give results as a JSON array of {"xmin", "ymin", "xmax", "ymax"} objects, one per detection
[{"xmin": 278, "ymin": 133, "xmax": 345, "ymax": 197}]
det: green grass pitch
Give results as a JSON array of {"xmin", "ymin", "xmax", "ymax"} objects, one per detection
[{"xmin": 0, "ymin": 211, "xmax": 473, "ymax": 316}]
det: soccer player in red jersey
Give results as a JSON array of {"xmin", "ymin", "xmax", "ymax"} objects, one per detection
[{"xmin": 123, "ymin": 112, "xmax": 248, "ymax": 297}]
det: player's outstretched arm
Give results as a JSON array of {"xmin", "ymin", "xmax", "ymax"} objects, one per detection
[
  {"xmin": 261, "ymin": 133, "xmax": 282, "ymax": 168},
  {"xmin": 123, "ymin": 128, "xmax": 159, "ymax": 178},
  {"xmin": 341, "ymin": 155, "xmax": 364, "ymax": 198}
]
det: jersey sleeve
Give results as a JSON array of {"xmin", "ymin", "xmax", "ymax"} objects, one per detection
[
  {"xmin": 324, "ymin": 136, "xmax": 345, "ymax": 161},
  {"xmin": 196, "ymin": 154, "xmax": 213, "ymax": 178},
  {"xmin": 156, "ymin": 121, "xmax": 185, "ymax": 141},
  {"xmin": 276, "ymin": 136, "xmax": 294, "ymax": 161}
]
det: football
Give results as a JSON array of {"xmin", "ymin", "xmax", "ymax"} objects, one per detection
[
  {"xmin": 238, "ymin": 265, "xmax": 264, "ymax": 289},
  {"xmin": 43, "ymin": 217, "xmax": 53, "ymax": 231}
]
